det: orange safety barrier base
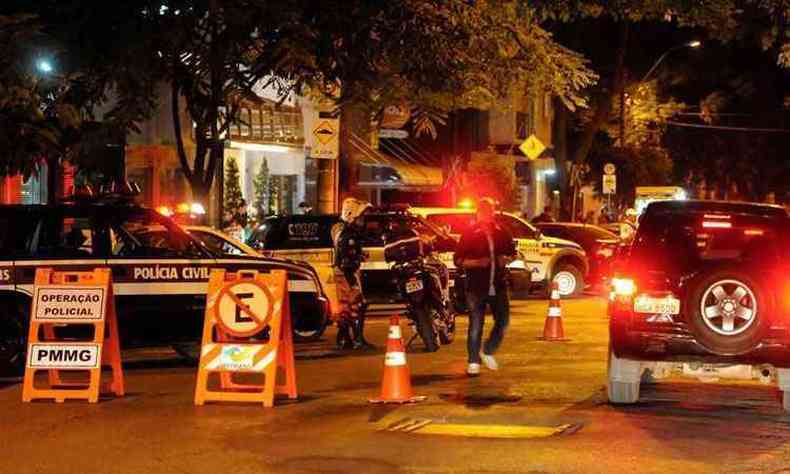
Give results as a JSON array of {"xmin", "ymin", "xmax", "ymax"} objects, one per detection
[
  {"xmin": 22, "ymin": 268, "xmax": 124, "ymax": 403},
  {"xmin": 194, "ymin": 269, "xmax": 297, "ymax": 407}
]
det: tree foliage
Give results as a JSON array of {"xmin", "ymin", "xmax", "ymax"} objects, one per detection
[{"xmin": 0, "ymin": 15, "xmax": 81, "ymax": 179}]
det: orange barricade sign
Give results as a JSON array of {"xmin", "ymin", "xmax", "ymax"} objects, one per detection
[
  {"xmin": 194, "ymin": 269, "xmax": 297, "ymax": 407},
  {"xmin": 22, "ymin": 268, "xmax": 124, "ymax": 403}
]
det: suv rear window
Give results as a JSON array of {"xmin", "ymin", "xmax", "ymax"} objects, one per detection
[
  {"xmin": 633, "ymin": 208, "xmax": 787, "ymax": 271},
  {"xmin": 253, "ymin": 216, "xmax": 339, "ymax": 250}
]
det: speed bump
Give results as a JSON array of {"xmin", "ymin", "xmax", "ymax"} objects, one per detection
[{"xmin": 383, "ymin": 418, "xmax": 578, "ymax": 439}]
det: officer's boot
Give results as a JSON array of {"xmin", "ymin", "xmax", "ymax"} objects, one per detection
[
  {"xmin": 352, "ymin": 306, "xmax": 375, "ymax": 350},
  {"xmin": 335, "ymin": 315, "xmax": 354, "ymax": 350}
]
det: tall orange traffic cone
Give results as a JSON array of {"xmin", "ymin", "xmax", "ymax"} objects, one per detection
[
  {"xmin": 540, "ymin": 282, "xmax": 569, "ymax": 341},
  {"xmin": 369, "ymin": 316, "xmax": 427, "ymax": 404}
]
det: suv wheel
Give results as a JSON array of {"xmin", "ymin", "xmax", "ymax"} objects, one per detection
[
  {"xmin": 551, "ymin": 264, "xmax": 584, "ymax": 298},
  {"xmin": 0, "ymin": 301, "xmax": 28, "ymax": 378},
  {"xmin": 687, "ymin": 268, "xmax": 767, "ymax": 355},
  {"xmin": 607, "ymin": 345, "xmax": 641, "ymax": 404}
]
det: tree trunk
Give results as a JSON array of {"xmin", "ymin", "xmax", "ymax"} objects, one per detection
[
  {"xmin": 552, "ymin": 97, "xmax": 570, "ymax": 205},
  {"xmin": 571, "ymin": 21, "xmax": 630, "ymax": 166},
  {"xmin": 338, "ymin": 100, "xmax": 371, "ymax": 201}
]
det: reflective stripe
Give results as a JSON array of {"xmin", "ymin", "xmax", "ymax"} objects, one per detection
[
  {"xmin": 388, "ymin": 325, "xmax": 402, "ymax": 340},
  {"xmin": 548, "ymin": 307, "xmax": 562, "ymax": 317},
  {"xmin": 385, "ymin": 351, "xmax": 407, "ymax": 366}
]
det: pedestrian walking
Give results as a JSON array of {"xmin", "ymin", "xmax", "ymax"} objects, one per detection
[{"xmin": 454, "ymin": 198, "xmax": 517, "ymax": 375}]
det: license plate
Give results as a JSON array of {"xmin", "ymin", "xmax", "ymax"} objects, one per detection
[
  {"xmin": 405, "ymin": 279, "xmax": 424, "ymax": 293},
  {"xmin": 634, "ymin": 295, "xmax": 680, "ymax": 315},
  {"xmin": 448, "ymin": 279, "xmax": 455, "ymax": 288}
]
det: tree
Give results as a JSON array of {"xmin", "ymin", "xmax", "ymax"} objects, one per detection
[
  {"xmin": 286, "ymin": 1, "xmax": 598, "ymax": 206},
  {"xmin": 223, "ymin": 157, "xmax": 243, "ymax": 213},
  {"xmin": 252, "ymin": 158, "xmax": 269, "ymax": 219}
]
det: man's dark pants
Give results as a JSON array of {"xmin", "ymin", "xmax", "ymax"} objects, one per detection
[{"xmin": 466, "ymin": 290, "xmax": 510, "ymax": 364}]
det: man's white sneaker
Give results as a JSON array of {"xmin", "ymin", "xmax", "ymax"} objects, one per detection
[
  {"xmin": 481, "ymin": 353, "xmax": 499, "ymax": 371},
  {"xmin": 467, "ymin": 363, "xmax": 481, "ymax": 376}
]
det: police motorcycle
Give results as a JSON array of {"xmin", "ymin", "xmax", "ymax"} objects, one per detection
[{"xmin": 384, "ymin": 232, "xmax": 456, "ymax": 352}]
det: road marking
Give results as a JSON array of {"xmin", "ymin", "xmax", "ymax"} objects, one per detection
[{"xmin": 382, "ymin": 417, "xmax": 576, "ymax": 438}]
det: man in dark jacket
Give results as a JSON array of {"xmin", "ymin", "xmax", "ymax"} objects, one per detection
[{"xmin": 454, "ymin": 198, "xmax": 516, "ymax": 375}]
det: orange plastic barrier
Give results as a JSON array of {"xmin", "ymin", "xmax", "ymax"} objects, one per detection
[
  {"xmin": 22, "ymin": 268, "xmax": 124, "ymax": 403},
  {"xmin": 194, "ymin": 269, "xmax": 297, "ymax": 407}
]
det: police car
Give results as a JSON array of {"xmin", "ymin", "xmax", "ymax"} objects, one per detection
[
  {"xmin": 410, "ymin": 207, "xmax": 589, "ymax": 297},
  {"xmin": 0, "ymin": 200, "xmax": 330, "ymax": 375}
]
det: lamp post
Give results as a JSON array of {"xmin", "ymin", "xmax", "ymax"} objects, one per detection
[{"xmin": 619, "ymin": 40, "xmax": 701, "ymax": 146}]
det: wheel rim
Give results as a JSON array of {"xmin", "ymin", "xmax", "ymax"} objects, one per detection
[
  {"xmin": 553, "ymin": 271, "xmax": 577, "ymax": 296},
  {"xmin": 699, "ymin": 279, "xmax": 757, "ymax": 336}
]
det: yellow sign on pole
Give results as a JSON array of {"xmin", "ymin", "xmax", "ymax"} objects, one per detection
[{"xmin": 519, "ymin": 134, "xmax": 546, "ymax": 161}]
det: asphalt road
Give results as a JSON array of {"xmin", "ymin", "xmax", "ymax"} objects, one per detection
[{"xmin": 2, "ymin": 296, "xmax": 790, "ymax": 473}]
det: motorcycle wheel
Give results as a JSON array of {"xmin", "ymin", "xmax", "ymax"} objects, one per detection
[
  {"xmin": 434, "ymin": 307, "xmax": 455, "ymax": 345},
  {"xmin": 413, "ymin": 306, "xmax": 439, "ymax": 352}
]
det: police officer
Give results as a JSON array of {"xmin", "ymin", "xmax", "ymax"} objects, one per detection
[{"xmin": 332, "ymin": 198, "xmax": 374, "ymax": 349}]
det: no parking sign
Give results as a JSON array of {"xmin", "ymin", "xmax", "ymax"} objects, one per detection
[{"xmin": 194, "ymin": 269, "xmax": 297, "ymax": 407}]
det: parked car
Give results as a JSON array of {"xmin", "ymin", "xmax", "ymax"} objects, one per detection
[
  {"xmin": 608, "ymin": 200, "xmax": 790, "ymax": 409},
  {"xmin": 410, "ymin": 207, "xmax": 589, "ymax": 297},
  {"xmin": 0, "ymin": 200, "xmax": 331, "ymax": 376},
  {"xmin": 534, "ymin": 222, "xmax": 622, "ymax": 288},
  {"xmin": 247, "ymin": 208, "xmax": 460, "ymax": 315}
]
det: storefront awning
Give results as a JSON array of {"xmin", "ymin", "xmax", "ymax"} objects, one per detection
[{"xmin": 351, "ymin": 133, "xmax": 443, "ymax": 189}]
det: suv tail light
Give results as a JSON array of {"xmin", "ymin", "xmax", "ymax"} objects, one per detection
[{"xmin": 612, "ymin": 277, "xmax": 636, "ymax": 297}]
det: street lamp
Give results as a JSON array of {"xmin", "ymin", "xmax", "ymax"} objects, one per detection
[
  {"xmin": 640, "ymin": 40, "xmax": 701, "ymax": 83},
  {"xmin": 36, "ymin": 59, "xmax": 54, "ymax": 74},
  {"xmin": 619, "ymin": 40, "xmax": 701, "ymax": 146}
]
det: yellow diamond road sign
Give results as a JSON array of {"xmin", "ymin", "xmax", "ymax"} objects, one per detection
[
  {"xmin": 314, "ymin": 121, "xmax": 336, "ymax": 145},
  {"xmin": 519, "ymin": 134, "xmax": 546, "ymax": 161}
]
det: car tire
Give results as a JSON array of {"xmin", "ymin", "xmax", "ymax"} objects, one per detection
[
  {"xmin": 607, "ymin": 346, "xmax": 641, "ymax": 404},
  {"xmin": 413, "ymin": 306, "xmax": 439, "ymax": 352},
  {"xmin": 0, "ymin": 300, "xmax": 29, "ymax": 378},
  {"xmin": 550, "ymin": 264, "xmax": 584, "ymax": 298},
  {"xmin": 686, "ymin": 267, "xmax": 767, "ymax": 356}
]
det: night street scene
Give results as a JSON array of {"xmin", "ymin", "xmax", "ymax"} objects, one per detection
[{"xmin": 1, "ymin": 1, "xmax": 790, "ymax": 473}]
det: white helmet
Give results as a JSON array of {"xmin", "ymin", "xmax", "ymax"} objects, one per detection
[{"xmin": 340, "ymin": 197, "xmax": 372, "ymax": 224}]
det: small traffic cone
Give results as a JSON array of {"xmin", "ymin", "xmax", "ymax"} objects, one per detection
[
  {"xmin": 369, "ymin": 316, "xmax": 426, "ymax": 404},
  {"xmin": 539, "ymin": 282, "xmax": 569, "ymax": 341}
]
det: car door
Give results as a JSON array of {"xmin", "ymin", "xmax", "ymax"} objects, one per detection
[
  {"xmin": 495, "ymin": 213, "xmax": 544, "ymax": 278},
  {"xmin": 13, "ymin": 206, "xmax": 108, "ymax": 297},
  {"xmin": 100, "ymin": 207, "xmax": 216, "ymax": 344}
]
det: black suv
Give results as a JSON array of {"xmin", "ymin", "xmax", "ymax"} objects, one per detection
[
  {"xmin": 608, "ymin": 200, "xmax": 789, "ymax": 408},
  {"xmin": 0, "ymin": 201, "xmax": 330, "ymax": 376}
]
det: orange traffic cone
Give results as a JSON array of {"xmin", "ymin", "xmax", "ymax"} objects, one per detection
[
  {"xmin": 540, "ymin": 282, "xmax": 569, "ymax": 341},
  {"xmin": 369, "ymin": 316, "xmax": 427, "ymax": 404}
]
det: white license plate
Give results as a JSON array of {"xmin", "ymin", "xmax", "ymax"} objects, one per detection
[
  {"xmin": 448, "ymin": 279, "xmax": 455, "ymax": 288},
  {"xmin": 634, "ymin": 295, "xmax": 680, "ymax": 315},
  {"xmin": 405, "ymin": 279, "xmax": 424, "ymax": 293}
]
